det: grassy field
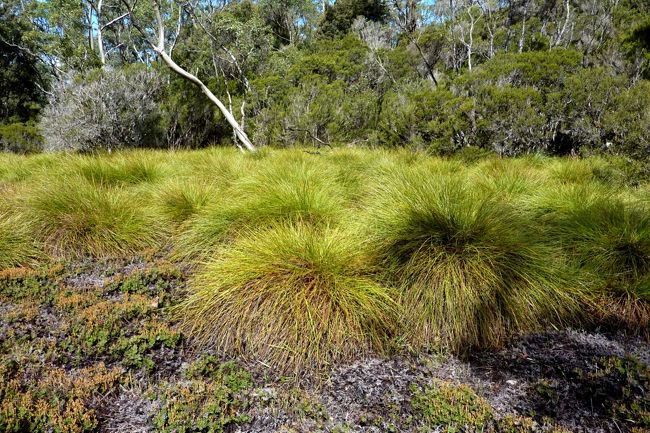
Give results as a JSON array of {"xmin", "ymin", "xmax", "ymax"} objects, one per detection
[{"xmin": 1, "ymin": 148, "xmax": 649, "ymax": 432}]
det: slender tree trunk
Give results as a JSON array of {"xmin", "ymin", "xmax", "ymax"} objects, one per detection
[
  {"xmin": 159, "ymin": 50, "xmax": 254, "ymax": 151},
  {"xmin": 519, "ymin": 14, "xmax": 526, "ymax": 53},
  {"xmin": 125, "ymin": 0, "xmax": 255, "ymax": 151},
  {"xmin": 87, "ymin": 6, "xmax": 94, "ymax": 51},
  {"xmin": 97, "ymin": 0, "xmax": 105, "ymax": 65},
  {"xmin": 554, "ymin": 0, "xmax": 571, "ymax": 47}
]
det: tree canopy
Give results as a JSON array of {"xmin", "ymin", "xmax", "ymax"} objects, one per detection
[{"xmin": 0, "ymin": 0, "xmax": 648, "ymax": 157}]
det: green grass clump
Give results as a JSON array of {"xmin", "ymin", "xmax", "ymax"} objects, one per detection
[
  {"xmin": 178, "ymin": 223, "xmax": 397, "ymax": 376},
  {"xmin": 471, "ymin": 157, "xmax": 549, "ymax": 201},
  {"xmin": 26, "ymin": 177, "xmax": 161, "ymax": 258},
  {"xmin": 73, "ymin": 154, "xmax": 161, "ymax": 187},
  {"xmin": 365, "ymin": 169, "xmax": 580, "ymax": 352},
  {"xmin": 174, "ymin": 158, "xmax": 346, "ymax": 260},
  {"xmin": 153, "ymin": 178, "xmax": 216, "ymax": 226},
  {"xmin": 536, "ymin": 189, "xmax": 650, "ymax": 332},
  {"xmin": 0, "ymin": 212, "xmax": 39, "ymax": 269},
  {"xmin": 235, "ymin": 158, "xmax": 346, "ymax": 224}
]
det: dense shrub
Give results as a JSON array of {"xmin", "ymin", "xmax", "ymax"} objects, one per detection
[
  {"xmin": 249, "ymin": 36, "xmax": 383, "ymax": 147},
  {"xmin": 377, "ymin": 80, "xmax": 470, "ymax": 151},
  {"xmin": 0, "ymin": 122, "xmax": 43, "ymax": 153},
  {"xmin": 40, "ymin": 67, "xmax": 165, "ymax": 152},
  {"xmin": 604, "ymin": 80, "xmax": 650, "ymax": 158}
]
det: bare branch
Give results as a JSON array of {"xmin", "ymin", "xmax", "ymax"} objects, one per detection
[{"xmin": 102, "ymin": 12, "xmax": 129, "ymax": 30}]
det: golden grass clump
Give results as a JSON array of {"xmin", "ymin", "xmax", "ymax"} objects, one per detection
[
  {"xmin": 534, "ymin": 188, "xmax": 650, "ymax": 333},
  {"xmin": 364, "ymin": 168, "xmax": 581, "ymax": 352},
  {"xmin": 0, "ymin": 211, "xmax": 39, "ymax": 269},
  {"xmin": 178, "ymin": 223, "xmax": 397, "ymax": 376},
  {"xmin": 153, "ymin": 178, "xmax": 217, "ymax": 226},
  {"xmin": 173, "ymin": 157, "xmax": 347, "ymax": 260},
  {"xmin": 25, "ymin": 176, "xmax": 161, "ymax": 258},
  {"xmin": 72, "ymin": 154, "xmax": 162, "ymax": 187}
]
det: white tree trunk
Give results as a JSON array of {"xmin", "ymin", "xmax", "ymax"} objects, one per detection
[
  {"xmin": 157, "ymin": 50, "xmax": 255, "ymax": 151},
  {"xmin": 97, "ymin": 0, "xmax": 105, "ymax": 65},
  {"xmin": 125, "ymin": 0, "xmax": 256, "ymax": 151}
]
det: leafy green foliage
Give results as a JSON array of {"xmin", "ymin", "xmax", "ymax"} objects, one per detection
[
  {"xmin": 1, "ymin": 0, "xmax": 649, "ymax": 159},
  {"xmin": 0, "ymin": 362, "xmax": 122, "ymax": 433},
  {"xmin": 318, "ymin": 0, "xmax": 389, "ymax": 38},
  {"xmin": 0, "ymin": 1, "xmax": 49, "ymax": 124},
  {"xmin": 411, "ymin": 380, "xmax": 493, "ymax": 432},
  {"xmin": 0, "ymin": 122, "xmax": 43, "ymax": 153},
  {"xmin": 153, "ymin": 361, "xmax": 252, "ymax": 433}
]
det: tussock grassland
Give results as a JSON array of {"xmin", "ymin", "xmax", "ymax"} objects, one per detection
[
  {"xmin": 0, "ymin": 148, "xmax": 648, "ymax": 372},
  {"xmin": 179, "ymin": 223, "xmax": 397, "ymax": 375},
  {"xmin": 362, "ymin": 168, "xmax": 581, "ymax": 351},
  {"xmin": 533, "ymin": 186, "xmax": 650, "ymax": 332},
  {"xmin": 24, "ymin": 175, "xmax": 162, "ymax": 258}
]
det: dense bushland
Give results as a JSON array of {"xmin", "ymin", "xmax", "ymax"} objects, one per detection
[
  {"xmin": 0, "ymin": 148, "xmax": 648, "ymax": 375},
  {"xmin": 3, "ymin": 0, "xmax": 649, "ymax": 157}
]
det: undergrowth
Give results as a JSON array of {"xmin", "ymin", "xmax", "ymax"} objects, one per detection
[
  {"xmin": 0, "ymin": 148, "xmax": 647, "ymax": 377},
  {"xmin": 25, "ymin": 176, "xmax": 162, "ymax": 258}
]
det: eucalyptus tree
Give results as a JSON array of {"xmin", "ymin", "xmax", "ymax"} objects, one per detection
[
  {"xmin": 0, "ymin": 0, "xmax": 50, "ymax": 122},
  {"xmin": 258, "ymin": 0, "xmax": 319, "ymax": 47},
  {"xmin": 121, "ymin": 0, "xmax": 256, "ymax": 151}
]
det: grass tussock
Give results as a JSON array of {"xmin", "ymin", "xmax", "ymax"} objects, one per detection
[
  {"xmin": 174, "ymin": 158, "xmax": 347, "ymax": 260},
  {"xmin": 364, "ymin": 168, "xmax": 581, "ymax": 351},
  {"xmin": 73, "ymin": 155, "xmax": 162, "ymax": 187},
  {"xmin": 0, "ymin": 212, "xmax": 39, "ymax": 269},
  {"xmin": 0, "ymin": 148, "xmax": 648, "ymax": 373},
  {"xmin": 536, "ymin": 190, "xmax": 650, "ymax": 332},
  {"xmin": 26, "ymin": 176, "xmax": 161, "ymax": 258},
  {"xmin": 153, "ymin": 178, "xmax": 216, "ymax": 226},
  {"xmin": 235, "ymin": 158, "xmax": 346, "ymax": 225},
  {"xmin": 178, "ymin": 223, "xmax": 397, "ymax": 376}
]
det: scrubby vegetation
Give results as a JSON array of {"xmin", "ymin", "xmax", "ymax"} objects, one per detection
[
  {"xmin": 3, "ymin": 0, "xmax": 650, "ymax": 158},
  {"xmin": 0, "ymin": 148, "xmax": 648, "ymax": 358},
  {"xmin": 0, "ymin": 148, "xmax": 648, "ymax": 432},
  {"xmin": 3, "ymin": 0, "xmax": 649, "ymax": 430}
]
